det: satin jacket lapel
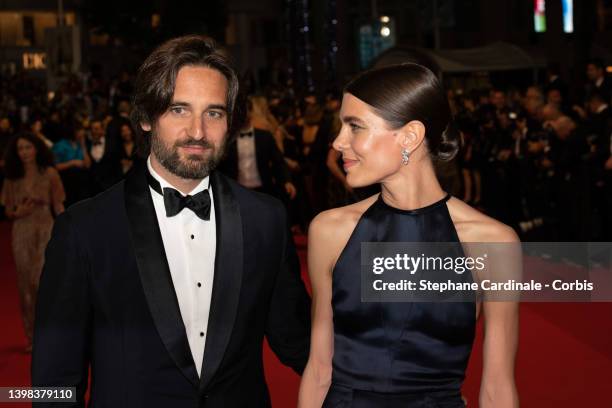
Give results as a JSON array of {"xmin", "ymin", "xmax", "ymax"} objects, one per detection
[
  {"xmin": 200, "ymin": 171, "xmax": 244, "ymax": 390},
  {"xmin": 123, "ymin": 163, "xmax": 199, "ymax": 387}
]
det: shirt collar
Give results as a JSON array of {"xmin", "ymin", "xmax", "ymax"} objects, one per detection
[{"xmin": 147, "ymin": 155, "xmax": 210, "ymax": 196}]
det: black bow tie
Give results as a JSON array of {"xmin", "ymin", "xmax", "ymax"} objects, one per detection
[
  {"xmin": 147, "ymin": 171, "xmax": 211, "ymax": 221},
  {"xmin": 239, "ymin": 130, "xmax": 253, "ymax": 138}
]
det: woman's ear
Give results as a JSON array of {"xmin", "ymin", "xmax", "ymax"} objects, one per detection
[
  {"xmin": 141, "ymin": 122, "xmax": 152, "ymax": 132},
  {"xmin": 398, "ymin": 120, "xmax": 426, "ymax": 151}
]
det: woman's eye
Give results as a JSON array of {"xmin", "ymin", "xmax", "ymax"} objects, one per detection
[{"xmin": 349, "ymin": 123, "xmax": 362, "ymax": 131}]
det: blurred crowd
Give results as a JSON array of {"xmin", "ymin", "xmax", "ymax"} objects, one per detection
[
  {"xmin": 449, "ymin": 60, "xmax": 611, "ymax": 241},
  {"xmin": 1, "ymin": 59, "xmax": 611, "ymax": 241}
]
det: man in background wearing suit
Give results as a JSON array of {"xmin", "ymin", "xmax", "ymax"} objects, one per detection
[
  {"xmin": 221, "ymin": 98, "xmax": 296, "ymax": 200},
  {"xmin": 87, "ymin": 118, "xmax": 122, "ymax": 195},
  {"xmin": 32, "ymin": 35, "xmax": 311, "ymax": 407}
]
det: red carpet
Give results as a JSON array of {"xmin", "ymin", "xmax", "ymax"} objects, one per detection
[{"xmin": 1, "ymin": 220, "xmax": 611, "ymax": 407}]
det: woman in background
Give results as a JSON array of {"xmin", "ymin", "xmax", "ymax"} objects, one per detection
[
  {"xmin": 119, "ymin": 122, "xmax": 138, "ymax": 174},
  {"xmin": 1, "ymin": 133, "xmax": 65, "ymax": 351},
  {"xmin": 299, "ymin": 64, "xmax": 519, "ymax": 408}
]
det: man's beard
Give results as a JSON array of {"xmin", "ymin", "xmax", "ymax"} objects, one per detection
[{"xmin": 151, "ymin": 131, "xmax": 226, "ymax": 180}]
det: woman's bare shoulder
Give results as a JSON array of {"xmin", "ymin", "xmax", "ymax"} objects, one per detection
[
  {"xmin": 308, "ymin": 194, "xmax": 378, "ymax": 258},
  {"xmin": 311, "ymin": 195, "xmax": 377, "ymax": 232},
  {"xmin": 447, "ymin": 197, "xmax": 519, "ymax": 243}
]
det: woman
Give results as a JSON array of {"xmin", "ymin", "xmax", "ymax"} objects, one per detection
[
  {"xmin": 299, "ymin": 64, "xmax": 519, "ymax": 408},
  {"xmin": 1, "ymin": 133, "xmax": 65, "ymax": 351},
  {"xmin": 52, "ymin": 123, "xmax": 91, "ymax": 206}
]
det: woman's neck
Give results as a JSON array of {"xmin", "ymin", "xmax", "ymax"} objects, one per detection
[
  {"xmin": 24, "ymin": 162, "xmax": 38, "ymax": 175},
  {"xmin": 380, "ymin": 157, "xmax": 446, "ymax": 210}
]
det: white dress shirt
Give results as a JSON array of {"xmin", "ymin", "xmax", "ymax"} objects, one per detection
[
  {"xmin": 90, "ymin": 137, "xmax": 106, "ymax": 162},
  {"xmin": 237, "ymin": 128, "xmax": 263, "ymax": 188},
  {"xmin": 147, "ymin": 157, "xmax": 216, "ymax": 377}
]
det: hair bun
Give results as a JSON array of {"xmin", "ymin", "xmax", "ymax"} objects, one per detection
[{"xmin": 434, "ymin": 121, "xmax": 460, "ymax": 162}]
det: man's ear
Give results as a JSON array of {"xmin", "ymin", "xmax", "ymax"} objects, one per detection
[{"xmin": 141, "ymin": 122, "xmax": 151, "ymax": 132}]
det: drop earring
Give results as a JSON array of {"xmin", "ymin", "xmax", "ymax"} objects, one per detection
[{"xmin": 401, "ymin": 148, "xmax": 410, "ymax": 165}]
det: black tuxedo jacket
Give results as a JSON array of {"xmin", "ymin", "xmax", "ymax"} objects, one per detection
[
  {"xmin": 220, "ymin": 129, "xmax": 290, "ymax": 194},
  {"xmin": 32, "ymin": 163, "xmax": 311, "ymax": 407}
]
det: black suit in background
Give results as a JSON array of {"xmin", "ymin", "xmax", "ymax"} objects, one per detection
[
  {"xmin": 32, "ymin": 162, "xmax": 311, "ymax": 407},
  {"xmin": 86, "ymin": 139, "xmax": 123, "ymax": 196},
  {"xmin": 585, "ymin": 77, "xmax": 612, "ymax": 104},
  {"xmin": 220, "ymin": 128, "xmax": 290, "ymax": 197}
]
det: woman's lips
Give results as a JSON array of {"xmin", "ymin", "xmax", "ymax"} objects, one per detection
[{"xmin": 343, "ymin": 159, "xmax": 358, "ymax": 170}]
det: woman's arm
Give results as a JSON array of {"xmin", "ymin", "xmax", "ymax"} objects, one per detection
[
  {"xmin": 80, "ymin": 142, "xmax": 92, "ymax": 169},
  {"xmin": 480, "ymin": 301, "xmax": 519, "ymax": 408},
  {"xmin": 5, "ymin": 199, "xmax": 36, "ymax": 219},
  {"xmin": 480, "ymin": 227, "xmax": 520, "ymax": 408},
  {"xmin": 298, "ymin": 214, "xmax": 336, "ymax": 408},
  {"xmin": 48, "ymin": 167, "xmax": 66, "ymax": 216}
]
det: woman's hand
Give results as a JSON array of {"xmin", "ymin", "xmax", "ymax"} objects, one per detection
[{"xmin": 14, "ymin": 198, "xmax": 36, "ymax": 218}]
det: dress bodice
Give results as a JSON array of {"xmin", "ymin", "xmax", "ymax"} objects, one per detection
[{"xmin": 330, "ymin": 194, "xmax": 476, "ymax": 398}]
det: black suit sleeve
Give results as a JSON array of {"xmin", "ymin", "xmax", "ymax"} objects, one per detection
[
  {"xmin": 265, "ymin": 206, "xmax": 311, "ymax": 374},
  {"xmin": 32, "ymin": 212, "xmax": 91, "ymax": 407},
  {"xmin": 266, "ymin": 135, "xmax": 291, "ymax": 187}
]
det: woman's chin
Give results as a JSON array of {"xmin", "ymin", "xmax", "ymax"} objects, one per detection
[{"xmin": 346, "ymin": 175, "xmax": 376, "ymax": 189}]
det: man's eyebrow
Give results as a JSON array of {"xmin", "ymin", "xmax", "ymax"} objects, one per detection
[
  {"xmin": 168, "ymin": 101, "xmax": 227, "ymax": 112},
  {"xmin": 207, "ymin": 104, "xmax": 227, "ymax": 112},
  {"xmin": 169, "ymin": 100, "xmax": 190, "ymax": 107}
]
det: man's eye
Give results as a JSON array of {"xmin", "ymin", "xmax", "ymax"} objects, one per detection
[
  {"xmin": 349, "ymin": 123, "xmax": 362, "ymax": 131},
  {"xmin": 207, "ymin": 111, "xmax": 224, "ymax": 119},
  {"xmin": 170, "ymin": 107, "xmax": 186, "ymax": 115}
]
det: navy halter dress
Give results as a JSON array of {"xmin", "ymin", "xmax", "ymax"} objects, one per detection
[{"xmin": 323, "ymin": 194, "xmax": 476, "ymax": 408}]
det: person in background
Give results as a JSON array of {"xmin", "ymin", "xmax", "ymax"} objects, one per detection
[
  {"xmin": 585, "ymin": 58, "xmax": 611, "ymax": 103},
  {"xmin": 30, "ymin": 117, "xmax": 54, "ymax": 148},
  {"xmin": 119, "ymin": 122, "xmax": 138, "ymax": 174},
  {"xmin": 221, "ymin": 96, "xmax": 297, "ymax": 200},
  {"xmin": 105, "ymin": 99, "xmax": 131, "ymax": 153},
  {"xmin": 1, "ymin": 133, "xmax": 65, "ymax": 352},
  {"xmin": 42, "ymin": 110, "xmax": 63, "ymax": 144},
  {"xmin": 52, "ymin": 123, "xmax": 91, "ymax": 206},
  {"xmin": 0, "ymin": 116, "xmax": 14, "ymax": 219},
  {"xmin": 88, "ymin": 118, "xmax": 122, "ymax": 195}
]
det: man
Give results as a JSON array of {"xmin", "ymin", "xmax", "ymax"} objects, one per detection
[
  {"xmin": 221, "ymin": 97, "xmax": 296, "ymax": 199},
  {"xmin": 545, "ymin": 63, "xmax": 568, "ymax": 102},
  {"xmin": 87, "ymin": 118, "xmax": 122, "ymax": 195},
  {"xmin": 32, "ymin": 35, "xmax": 311, "ymax": 407},
  {"xmin": 585, "ymin": 59, "xmax": 611, "ymax": 103},
  {"xmin": 584, "ymin": 91, "xmax": 612, "ymax": 240},
  {"xmin": 490, "ymin": 88, "xmax": 508, "ymax": 113},
  {"xmin": 105, "ymin": 99, "xmax": 132, "ymax": 151}
]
